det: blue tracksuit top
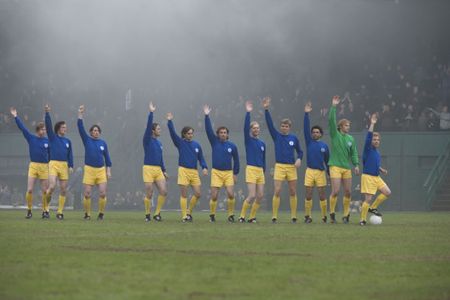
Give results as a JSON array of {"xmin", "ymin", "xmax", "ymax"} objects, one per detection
[
  {"xmin": 205, "ymin": 115, "xmax": 239, "ymax": 174},
  {"xmin": 168, "ymin": 120, "xmax": 207, "ymax": 170}
]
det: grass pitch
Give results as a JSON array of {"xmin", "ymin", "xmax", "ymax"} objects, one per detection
[{"xmin": 0, "ymin": 210, "xmax": 449, "ymax": 300}]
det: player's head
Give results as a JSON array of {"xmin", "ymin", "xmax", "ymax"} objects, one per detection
[
  {"xmin": 338, "ymin": 119, "xmax": 350, "ymax": 134},
  {"xmin": 181, "ymin": 126, "xmax": 194, "ymax": 141},
  {"xmin": 279, "ymin": 118, "xmax": 291, "ymax": 135},
  {"xmin": 372, "ymin": 132, "xmax": 381, "ymax": 148},
  {"xmin": 216, "ymin": 126, "xmax": 229, "ymax": 141},
  {"xmin": 311, "ymin": 125, "xmax": 323, "ymax": 140},
  {"xmin": 35, "ymin": 122, "xmax": 46, "ymax": 137},
  {"xmin": 250, "ymin": 121, "xmax": 260, "ymax": 137},
  {"xmin": 152, "ymin": 123, "xmax": 161, "ymax": 137},
  {"xmin": 55, "ymin": 121, "xmax": 66, "ymax": 136},
  {"xmin": 89, "ymin": 125, "xmax": 102, "ymax": 139}
]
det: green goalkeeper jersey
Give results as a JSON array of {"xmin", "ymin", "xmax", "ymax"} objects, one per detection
[{"xmin": 328, "ymin": 106, "xmax": 359, "ymax": 169}]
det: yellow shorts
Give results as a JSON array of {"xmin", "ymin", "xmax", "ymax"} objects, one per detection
[
  {"xmin": 28, "ymin": 162, "xmax": 49, "ymax": 180},
  {"xmin": 211, "ymin": 169, "xmax": 234, "ymax": 188},
  {"xmin": 361, "ymin": 174, "xmax": 387, "ymax": 195},
  {"xmin": 245, "ymin": 166, "xmax": 265, "ymax": 184},
  {"xmin": 330, "ymin": 166, "xmax": 352, "ymax": 179},
  {"xmin": 274, "ymin": 163, "xmax": 297, "ymax": 181},
  {"xmin": 178, "ymin": 166, "xmax": 201, "ymax": 186},
  {"xmin": 304, "ymin": 168, "xmax": 327, "ymax": 187},
  {"xmin": 143, "ymin": 165, "xmax": 165, "ymax": 183},
  {"xmin": 49, "ymin": 160, "xmax": 69, "ymax": 180},
  {"xmin": 83, "ymin": 165, "xmax": 107, "ymax": 185}
]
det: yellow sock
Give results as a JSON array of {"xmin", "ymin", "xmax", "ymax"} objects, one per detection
[
  {"xmin": 227, "ymin": 197, "xmax": 235, "ymax": 217},
  {"xmin": 26, "ymin": 192, "xmax": 32, "ymax": 210},
  {"xmin": 272, "ymin": 196, "xmax": 280, "ymax": 219},
  {"xmin": 46, "ymin": 193, "xmax": 52, "ymax": 212},
  {"xmin": 249, "ymin": 202, "xmax": 260, "ymax": 219},
  {"xmin": 240, "ymin": 200, "xmax": 250, "ymax": 219},
  {"xmin": 180, "ymin": 196, "xmax": 187, "ymax": 218},
  {"xmin": 42, "ymin": 193, "xmax": 47, "ymax": 212},
  {"xmin": 361, "ymin": 202, "xmax": 370, "ymax": 222},
  {"xmin": 188, "ymin": 195, "xmax": 199, "ymax": 214},
  {"xmin": 83, "ymin": 196, "xmax": 91, "ymax": 216},
  {"xmin": 57, "ymin": 195, "xmax": 66, "ymax": 214},
  {"xmin": 144, "ymin": 197, "xmax": 151, "ymax": 215},
  {"xmin": 319, "ymin": 199, "xmax": 327, "ymax": 218},
  {"xmin": 210, "ymin": 200, "xmax": 217, "ymax": 215},
  {"xmin": 343, "ymin": 196, "xmax": 351, "ymax": 216},
  {"xmin": 371, "ymin": 194, "xmax": 388, "ymax": 209},
  {"xmin": 329, "ymin": 195, "xmax": 337, "ymax": 214},
  {"xmin": 290, "ymin": 195, "xmax": 298, "ymax": 219},
  {"xmin": 98, "ymin": 197, "xmax": 107, "ymax": 214},
  {"xmin": 305, "ymin": 199, "xmax": 312, "ymax": 217},
  {"xmin": 155, "ymin": 195, "xmax": 166, "ymax": 215}
]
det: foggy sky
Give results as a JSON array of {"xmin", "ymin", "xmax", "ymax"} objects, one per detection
[{"xmin": 1, "ymin": 0, "xmax": 449, "ymax": 107}]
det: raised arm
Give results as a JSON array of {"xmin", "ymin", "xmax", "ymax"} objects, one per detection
[
  {"xmin": 368, "ymin": 113, "xmax": 377, "ymax": 133},
  {"xmin": 143, "ymin": 102, "xmax": 155, "ymax": 144},
  {"xmin": 303, "ymin": 102, "xmax": 312, "ymax": 145},
  {"xmin": 244, "ymin": 101, "xmax": 252, "ymax": 141},
  {"xmin": 77, "ymin": 105, "xmax": 89, "ymax": 143},
  {"xmin": 44, "ymin": 104, "xmax": 55, "ymax": 140},
  {"xmin": 203, "ymin": 105, "xmax": 216, "ymax": 145},
  {"xmin": 328, "ymin": 95, "xmax": 340, "ymax": 138},
  {"xmin": 263, "ymin": 97, "xmax": 278, "ymax": 140},
  {"xmin": 167, "ymin": 113, "xmax": 181, "ymax": 147},
  {"xmin": 365, "ymin": 113, "xmax": 377, "ymax": 153},
  {"xmin": 11, "ymin": 108, "xmax": 32, "ymax": 141}
]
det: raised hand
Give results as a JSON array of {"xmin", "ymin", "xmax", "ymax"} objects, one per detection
[
  {"xmin": 78, "ymin": 105, "xmax": 85, "ymax": 114},
  {"xmin": 166, "ymin": 112, "xmax": 174, "ymax": 120},
  {"xmin": 203, "ymin": 105, "xmax": 211, "ymax": 115},
  {"xmin": 10, "ymin": 107, "xmax": 17, "ymax": 117},
  {"xmin": 262, "ymin": 96, "xmax": 271, "ymax": 109},
  {"xmin": 149, "ymin": 102, "xmax": 156, "ymax": 112},
  {"xmin": 245, "ymin": 100, "xmax": 253, "ymax": 112},
  {"xmin": 44, "ymin": 104, "xmax": 51, "ymax": 113},
  {"xmin": 370, "ymin": 113, "xmax": 378, "ymax": 124},
  {"xmin": 331, "ymin": 95, "xmax": 340, "ymax": 107},
  {"xmin": 304, "ymin": 101, "xmax": 312, "ymax": 113}
]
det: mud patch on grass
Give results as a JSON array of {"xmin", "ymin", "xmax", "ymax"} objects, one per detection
[
  {"xmin": 64, "ymin": 245, "xmax": 313, "ymax": 258},
  {"xmin": 63, "ymin": 246, "xmax": 450, "ymax": 262}
]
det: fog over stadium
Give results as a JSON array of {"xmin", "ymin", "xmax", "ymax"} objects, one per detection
[{"xmin": 1, "ymin": 0, "xmax": 449, "ymax": 121}]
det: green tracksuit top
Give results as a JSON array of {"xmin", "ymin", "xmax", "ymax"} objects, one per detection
[{"xmin": 328, "ymin": 106, "xmax": 359, "ymax": 169}]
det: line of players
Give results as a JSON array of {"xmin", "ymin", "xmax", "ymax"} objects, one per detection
[{"xmin": 10, "ymin": 95, "xmax": 391, "ymax": 225}]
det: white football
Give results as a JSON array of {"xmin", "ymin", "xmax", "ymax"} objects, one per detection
[{"xmin": 369, "ymin": 215, "xmax": 382, "ymax": 225}]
